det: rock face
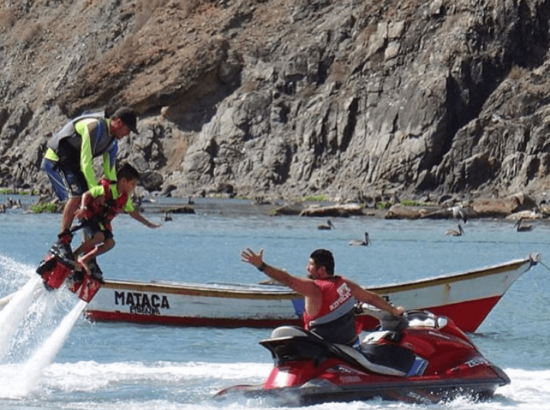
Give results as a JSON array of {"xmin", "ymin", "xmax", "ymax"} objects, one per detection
[{"xmin": 2, "ymin": 0, "xmax": 550, "ymax": 203}]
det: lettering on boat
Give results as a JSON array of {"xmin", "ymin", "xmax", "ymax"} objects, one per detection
[{"xmin": 115, "ymin": 291, "xmax": 170, "ymax": 315}]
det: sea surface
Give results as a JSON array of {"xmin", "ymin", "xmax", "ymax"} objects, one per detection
[{"xmin": 1, "ymin": 195, "xmax": 550, "ymax": 410}]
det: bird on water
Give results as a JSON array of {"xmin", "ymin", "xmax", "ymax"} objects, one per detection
[
  {"xmin": 318, "ymin": 220, "xmax": 335, "ymax": 230},
  {"xmin": 349, "ymin": 232, "xmax": 370, "ymax": 246},
  {"xmin": 514, "ymin": 219, "xmax": 533, "ymax": 232},
  {"xmin": 445, "ymin": 224, "xmax": 464, "ymax": 236}
]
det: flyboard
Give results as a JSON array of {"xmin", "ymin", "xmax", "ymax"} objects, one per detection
[{"xmin": 35, "ymin": 245, "xmax": 102, "ymax": 303}]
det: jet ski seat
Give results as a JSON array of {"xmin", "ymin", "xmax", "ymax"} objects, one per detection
[
  {"xmin": 269, "ymin": 326, "xmax": 418, "ymax": 377},
  {"xmin": 336, "ymin": 343, "xmax": 412, "ymax": 377},
  {"xmin": 270, "ymin": 326, "xmax": 310, "ymax": 339}
]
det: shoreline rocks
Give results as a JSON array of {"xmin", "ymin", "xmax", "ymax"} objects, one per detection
[{"xmin": 3, "ymin": 188, "xmax": 548, "ymax": 223}]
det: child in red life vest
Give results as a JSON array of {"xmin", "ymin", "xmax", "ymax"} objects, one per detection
[{"xmin": 73, "ymin": 163, "xmax": 160, "ymax": 280}]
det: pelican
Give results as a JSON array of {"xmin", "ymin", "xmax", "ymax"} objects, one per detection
[
  {"xmin": 349, "ymin": 232, "xmax": 370, "ymax": 246},
  {"xmin": 514, "ymin": 219, "xmax": 532, "ymax": 232},
  {"xmin": 445, "ymin": 224, "xmax": 464, "ymax": 236},
  {"xmin": 317, "ymin": 220, "xmax": 335, "ymax": 230},
  {"xmin": 450, "ymin": 204, "xmax": 467, "ymax": 224}
]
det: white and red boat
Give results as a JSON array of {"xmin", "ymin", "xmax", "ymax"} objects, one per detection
[{"xmin": 84, "ymin": 254, "xmax": 538, "ymax": 332}]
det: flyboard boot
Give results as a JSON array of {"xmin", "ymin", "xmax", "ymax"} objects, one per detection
[
  {"xmin": 36, "ymin": 230, "xmax": 102, "ymax": 302},
  {"xmin": 66, "ymin": 258, "xmax": 102, "ymax": 303},
  {"xmin": 36, "ymin": 230, "xmax": 75, "ymax": 291}
]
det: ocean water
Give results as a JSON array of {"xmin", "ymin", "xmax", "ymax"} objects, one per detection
[{"xmin": 1, "ymin": 195, "xmax": 550, "ymax": 410}]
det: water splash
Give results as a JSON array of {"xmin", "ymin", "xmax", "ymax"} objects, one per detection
[
  {"xmin": 0, "ymin": 276, "xmax": 44, "ymax": 361},
  {"xmin": 12, "ymin": 300, "xmax": 87, "ymax": 396},
  {"xmin": 0, "ymin": 254, "xmax": 86, "ymax": 398},
  {"xmin": 0, "ymin": 254, "xmax": 35, "ymax": 286},
  {"xmin": 4, "ymin": 286, "xmax": 74, "ymax": 363}
]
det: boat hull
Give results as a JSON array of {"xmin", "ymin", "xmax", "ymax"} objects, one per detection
[{"xmin": 85, "ymin": 255, "xmax": 537, "ymax": 332}]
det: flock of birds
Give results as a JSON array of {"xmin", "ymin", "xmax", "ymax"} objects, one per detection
[
  {"xmin": 161, "ymin": 201, "xmax": 538, "ymax": 238},
  {"xmin": 444, "ymin": 219, "xmax": 534, "ymax": 236},
  {"xmin": 319, "ymin": 208, "xmax": 537, "ymax": 244},
  {"xmin": 443, "ymin": 205, "xmax": 537, "ymax": 237}
]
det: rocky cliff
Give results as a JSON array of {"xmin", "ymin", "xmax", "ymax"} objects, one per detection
[{"xmin": 2, "ymin": 0, "xmax": 550, "ymax": 204}]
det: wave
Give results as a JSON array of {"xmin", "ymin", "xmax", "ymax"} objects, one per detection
[
  {"xmin": 41, "ymin": 360, "xmax": 271, "ymax": 391},
  {"xmin": 495, "ymin": 368, "xmax": 550, "ymax": 408},
  {"xmin": 0, "ymin": 362, "xmax": 543, "ymax": 410}
]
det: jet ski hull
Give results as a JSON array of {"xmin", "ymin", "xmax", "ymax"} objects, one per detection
[
  {"xmin": 219, "ymin": 374, "xmax": 508, "ymax": 405},
  {"xmin": 215, "ymin": 311, "xmax": 510, "ymax": 406}
]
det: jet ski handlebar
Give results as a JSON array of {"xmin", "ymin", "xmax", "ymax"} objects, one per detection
[
  {"xmin": 356, "ymin": 303, "xmax": 409, "ymax": 330},
  {"xmin": 357, "ymin": 304, "xmax": 452, "ymax": 331}
]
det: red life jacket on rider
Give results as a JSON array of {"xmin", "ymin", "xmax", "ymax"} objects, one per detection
[
  {"xmin": 82, "ymin": 179, "xmax": 129, "ymax": 231},
  {"xmin": 302, "ymin": 276, "xmax": 358, "ymax": 346}
]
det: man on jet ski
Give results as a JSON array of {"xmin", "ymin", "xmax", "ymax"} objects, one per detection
[{"xmin": 241, "ymin": 248, "xmax": 404, "ymax": 347}]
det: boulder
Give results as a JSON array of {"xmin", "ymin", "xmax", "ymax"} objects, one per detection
[
  {"xmin": 269, "ymin": 204, "xmax": 304, "ymax": 216},
  {"xmin": 385, "ymin": 204, "xmax": 441, "ymax": 220},
  {"xmin": 505, "ymin": 209, "xmax": 542, "ymax": 221},
  {"xmin": 299, "ymin": 204, "xmax": 364, "ymax": 217},
  {"xmin": 471, "ymin": 193, "xmax": 537, "ymax": 218},
  {"xmin": 169, "ymin": 206, "xmax": 195, "ymax": 215}
]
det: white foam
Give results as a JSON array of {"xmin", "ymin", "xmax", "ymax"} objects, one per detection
[
  {"xmin": 0, "ymin": 276, "xmax": 44, "ymax": 360},
  {"xmin": 0, "ymin": 254, "xmax": 34, "ymax": 284},
  {"xmin": 494, "ymin": 368, "xmax": 550, "ymax": 408},
  {"xmin": 0, "ymin": 254, "xmax": 89, "ymax": 398},
  {"xmin": 2, "ymin": 360, "xmax": 549, "ymax": 409},
  {"xmin": 22, "ymin": 300, "xmax": 87, "ymax": 393},
  {"xmin": 42, "ymin": 360, "xmax": 271, "ymax": 392},
  {"xmin": 0, "ymin": 300, "xmax": 86, "ymax": 398}
]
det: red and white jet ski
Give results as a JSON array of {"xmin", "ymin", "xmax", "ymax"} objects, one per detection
[
  {"xmin": 215, "ymin": 308, "xmax": 510, "ymax": 405},
  {"xmin": 35, "ymin": 245, "xmax": 102, "ymax": 303}
]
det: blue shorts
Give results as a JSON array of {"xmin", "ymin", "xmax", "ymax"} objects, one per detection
[
  {"xmin": 81, "ymin": 220, "xmax": 114, "ymax": 241},
  {"xmin": 41, "ymin": 158, "xmax": 87, "ymax": 201}
]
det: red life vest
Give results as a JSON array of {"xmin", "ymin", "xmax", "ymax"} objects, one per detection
[
  {"xmin": 303, "ymin": 276, "xmax": 355, "ymax": 328},
  {"xmin": 302, "ymin": 276, "xmax": 358, "ymax": 345},
  {"xmin": 83, "ymin": 179, "xmax": 128, "ymax": 230}
]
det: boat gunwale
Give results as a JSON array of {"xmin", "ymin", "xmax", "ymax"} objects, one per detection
[
  {"xmin": 97, "ymin": 257, "xmax": 534, "ymax": 300},
  {"xmin": 369, "ymin": 258, "xmax": 531, "ymax": 293}
]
